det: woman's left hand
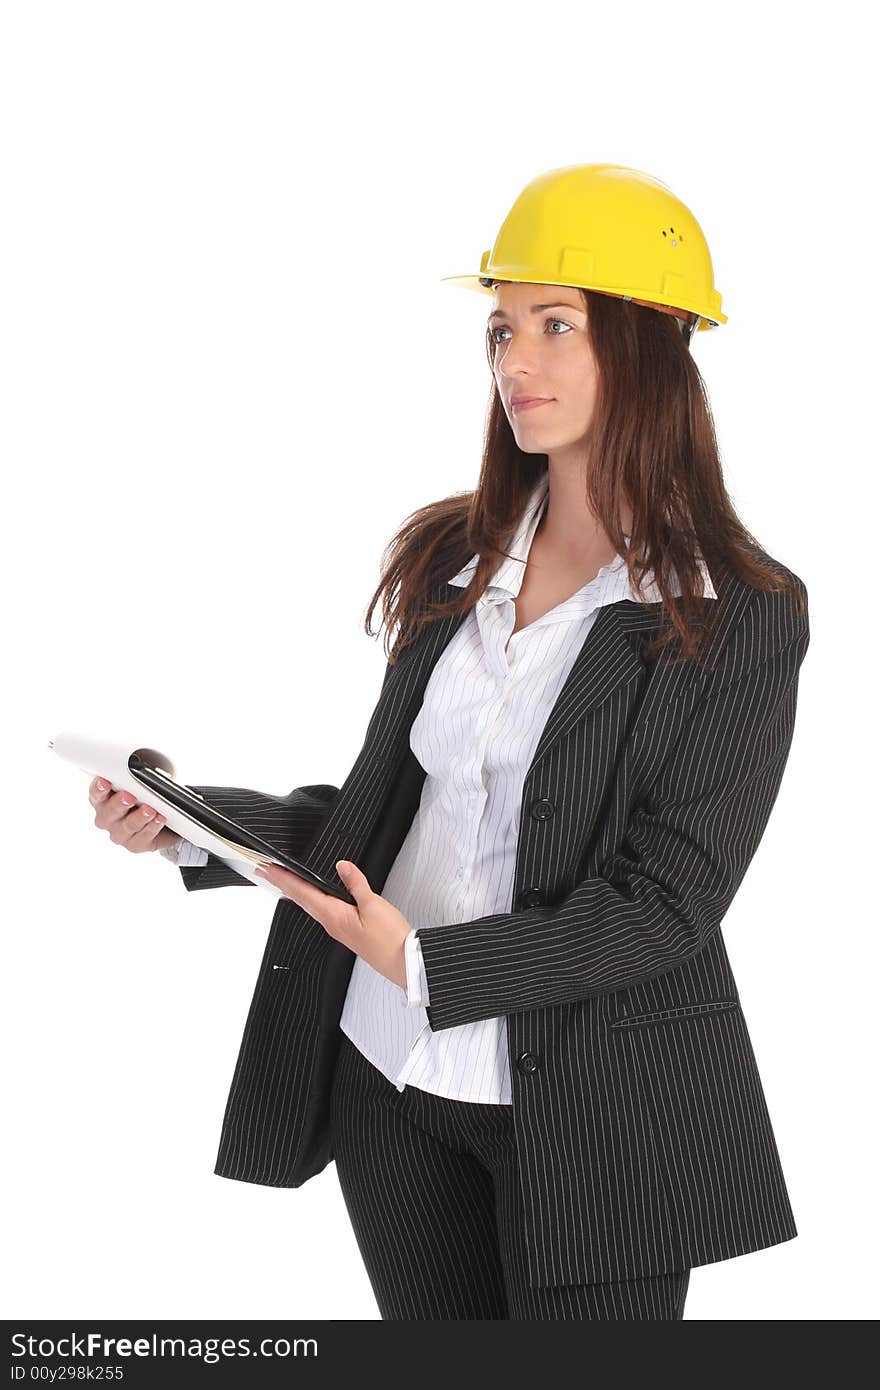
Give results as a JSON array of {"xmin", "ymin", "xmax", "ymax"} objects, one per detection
[{"xmin": 253, "ymin": 859, "xmax": 411, "ymax": 990}]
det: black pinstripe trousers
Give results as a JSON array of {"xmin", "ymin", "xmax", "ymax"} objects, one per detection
[{"xmin": 329, "ymin": 1029, "xmax": 691, "ymax": 1320}]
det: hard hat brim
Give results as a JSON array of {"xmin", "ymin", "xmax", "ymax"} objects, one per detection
[{"xmin": 440, "ymin": 273, "xmax": 724, "ymax": 330}]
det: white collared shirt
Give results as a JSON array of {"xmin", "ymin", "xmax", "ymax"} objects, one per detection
[
  {"xmin": 167, "ymin": 471, "xmax": 716, "ymax": 1103},
  {"xmin": 339, "ymin": 471, "xmax": 715, "ymax": 1101}
]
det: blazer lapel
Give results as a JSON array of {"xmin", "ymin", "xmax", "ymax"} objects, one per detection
[{"xmin": 527, "ymin": 601, "xmax": 646, "ymax": 773}]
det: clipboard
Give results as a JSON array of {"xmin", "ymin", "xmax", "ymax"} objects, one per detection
[{"xmin": 50, "ymin": 729, "xmax": 356, "ymax": 905}]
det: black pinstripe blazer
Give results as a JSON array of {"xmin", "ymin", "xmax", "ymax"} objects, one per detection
[{"xmin": 178, "ymin": 548, "xmax": 809, "ymax": 1288}]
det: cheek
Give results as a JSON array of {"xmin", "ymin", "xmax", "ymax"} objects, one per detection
[{"xmin": 554, "ymin": 348, "xmax": 597, "ymax": 398}]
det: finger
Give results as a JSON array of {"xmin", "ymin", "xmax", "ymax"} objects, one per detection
[
  {"xmin": 89, "ymin": 776, "xmax": 113, "ymax": 807},
  {"xmin": 142, "ymin": 812, "xmax": 172, "ymax": 849},
  {"xmin": 94, "ymin": 789, "xmax": 134, "ymax": 827},
  {"xmin": 255, "ymin": 863, "xmax": 345, "ymax": 932},
  {"xmin": 109, "ymin": 801, "xmax": 162, "ymax": 848},
  {"xmin": 97, "ymin": 790, "xmax": 150, "ymax": 831},
  {"xmin": 335, "ymin": 860, "xmax": 372, "ymax": 904},
  {"xmin": 255, "ymin": 863, "xmax": 319, "ymax": 904},
  {"xmin": 124, "ymin": 809, "xmax": 169, "ymax": 853}
]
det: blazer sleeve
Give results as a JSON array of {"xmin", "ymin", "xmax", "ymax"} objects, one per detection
[
  {"xmin": 175, "ymin": 782, "xmax": 341, "ymax": 892},
  {"xmin": 416, "ymin": 579, "xmax": 810, "ymax": 1031}
]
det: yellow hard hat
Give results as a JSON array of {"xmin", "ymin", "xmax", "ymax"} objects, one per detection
[{"xmin": 441, "ymin": 163, "xmax": 726, "ymax": 344}]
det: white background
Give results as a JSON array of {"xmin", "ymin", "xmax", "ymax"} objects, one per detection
[{"xmin": 3, "ymin": 0, "xmax": 875, "ymax": 1322}]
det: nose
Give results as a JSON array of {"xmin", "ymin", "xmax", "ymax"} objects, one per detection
[{"xmin": 495, "ymin": 336, "xmax": 544, "ymax": 382}]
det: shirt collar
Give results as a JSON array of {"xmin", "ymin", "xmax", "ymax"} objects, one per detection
[{"xmin": 447, "ymin": 470, "xmax": 717, "ymax": 603}]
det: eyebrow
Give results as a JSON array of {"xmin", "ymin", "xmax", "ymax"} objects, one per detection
[{"xmin": 488, "ymin": 302, "xmax": 587, "ymax": 322}]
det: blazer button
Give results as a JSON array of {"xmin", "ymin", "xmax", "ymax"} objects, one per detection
[
  {"xmin": 530, "ymin": 798, "xmax": 555, "ymax": 821},
  {"xmin": 517, "ymin": 1051, "xmax": 540, "ymax": 1075},
  {"xmin": 518, "ymin": 886, "xmax": 545, "ymax": 909}
]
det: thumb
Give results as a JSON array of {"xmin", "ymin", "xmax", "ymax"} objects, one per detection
[{"xmin": 336, "ymin": 860, "xmax": 372, "ymax": 902}]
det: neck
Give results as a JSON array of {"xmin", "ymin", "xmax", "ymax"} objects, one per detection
[{"xmin": 537, "ymin": 454, "xmax": 632, "ymax": 566}]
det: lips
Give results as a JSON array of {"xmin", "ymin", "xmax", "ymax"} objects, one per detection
[{"xmin": 512, "ymin": 397, "xmax": 553, "ymax": 413}]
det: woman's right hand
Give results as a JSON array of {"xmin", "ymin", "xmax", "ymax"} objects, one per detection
[{"xmin": 88, "ymin": 776, "xmax": 181, "ymax": 854}]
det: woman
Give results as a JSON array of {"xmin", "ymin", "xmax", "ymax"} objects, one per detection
[{"xmin": 89, "ymin": 165, "xmax": 810, "ymax": 1320}]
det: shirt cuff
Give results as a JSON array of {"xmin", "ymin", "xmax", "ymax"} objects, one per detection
[
  {"xmin": 159, "ymin": 837, "xmax": 211, "ymax": 868},
  {"xmin": 179, "ymin": 839, "xmax": 211, "ymax": 867},
  {"xmin": 404, "ymin": 928, "xmax": 431, "ymax": 1006}
]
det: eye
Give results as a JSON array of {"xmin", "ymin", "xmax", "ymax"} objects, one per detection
[{"xmin": 489, "ymin": 316, "xmax": 574, "ymax": 345}]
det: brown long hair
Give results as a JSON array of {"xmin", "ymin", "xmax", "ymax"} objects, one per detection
[{"xmin": 364, "ymin": 286, "xmax": 803, "ymax": 667}]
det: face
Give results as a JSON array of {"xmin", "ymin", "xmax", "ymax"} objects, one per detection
[{"xmin": 488, "ymin": 281, "xmax": 599, "ymax": 455}]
